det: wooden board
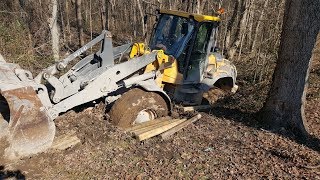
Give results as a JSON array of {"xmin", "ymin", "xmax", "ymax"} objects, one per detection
[
  {"xmin": 161, "ymin": 114, "xmax": 202, "ymax": 139},
  {"xmin": 132, "ymin": 119, "xmax": 182, "ymax": 135},
  {"xmin": 135, "ymin": 119, "xmax": 187, "ymax": 141},
  {"xmin": 182, "ymin": 105, "xmax": 212, "ymax": 112},
  {"xmin": 125, "ymin": 116, "xmax": 171, "ymax": 132},
  {"xmin": 51, "ymin": 132, "xmax": 80, "ymax": 150}
]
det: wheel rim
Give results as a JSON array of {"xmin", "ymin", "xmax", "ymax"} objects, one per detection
[{"xmin": 134, "ymin": 109, "xmax": 156, "ymax": 124}]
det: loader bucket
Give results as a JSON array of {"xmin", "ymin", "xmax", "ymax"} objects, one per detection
[{"xmin": 0, "ymin": 62, "xmax": 55, "ymax": 159}]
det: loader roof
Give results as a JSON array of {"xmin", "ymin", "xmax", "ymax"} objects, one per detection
[{"xmin": 159, "ymin": 9, "xmax": 221, "ymax": 22}]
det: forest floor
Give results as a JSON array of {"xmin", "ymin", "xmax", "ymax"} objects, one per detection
[{"xmin": 0, "ymin": 52, "xmax": 320, "ymax": 179}]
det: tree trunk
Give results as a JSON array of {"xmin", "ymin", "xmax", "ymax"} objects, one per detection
[
  {"xmin": 191, "ymin": 0, "xmax": 196, "ymax": 13},
  {"xmin": 274, "ymin": 0, "xmax": 285, "ymax": 48},
  {"xmin": 65, "ymin": 0, "xmax": 71, "ymax": 43},
  {"xmin": 195, "ymin": 0, "xmax": 207, "ymax": 14},
  {"xmin": 196, "ymin": 0, "xmax": 200, "ymax": 14},
  {"xmin": 224, "ymin": 0, "xmax": 239, "ymax": 57},
  {"xmin": 168, "ymin": 0, "xmax": 172, "ymax": 10},
  {"xmin": 76, "ymin": 0, "xmax": 84, "ymax": 47},
  {"xmin": 109, "ymin": 0, "xmax": 115, "ymax": 31},
  {"xmin": 89, "ymin": 0, "xmax": 93, "ymax": 42},
  {"xmin": 100, "ymin": 0, "xmax": 108, "ymax": 30},
  {"xmin": 246, "ymin": 0, "xmax": 255, "ymax": 49},
  {"xmin": 136, "ymin": 0, "xmax": 145, "ymax": 38},
  {"xmin": 228, "ymin": 0, "xmax": 247, "ymax": 59},
  {"xmin": 105, "ymin": 0, "xmax": 109, "ymax": 30},
  {"xmin": 186, "ymin": 0, "xmax": 191, "ymax": 12},
  {"xmin": 50, "ymin": 0, "xmax": 60, "ymax": 61},
  {"xmin": 59, "ymin": 1, "xmax": 66, "ymax": 43},
  {"xmin": 260, "ymin": 0, "xmax": 320, "ymax": 136},
  {"xmin": 251, "ymin": 0, "xmax": 269, "ymax": 51},
  {"xmin": 133, "ymin": 0, "xmax": 137, "ymax": 38}
]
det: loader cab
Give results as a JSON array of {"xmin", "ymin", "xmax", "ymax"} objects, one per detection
[{"xmin": 149, "ymin": 9, "xmax": 220, "ymax": 83}]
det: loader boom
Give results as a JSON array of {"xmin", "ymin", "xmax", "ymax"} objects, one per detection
[{"xmin": 31, "ymin": 30, "xmax": 170, "ymax": 120}]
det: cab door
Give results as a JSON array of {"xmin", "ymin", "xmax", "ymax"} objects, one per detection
[{"xmin": 183, "ymin": 22, "xmax": 215, "ymax": 83}]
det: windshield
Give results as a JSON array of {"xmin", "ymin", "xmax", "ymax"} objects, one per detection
[{"xmin": 149, "ymin": 14, "xmax": 195, "ymax": 58}]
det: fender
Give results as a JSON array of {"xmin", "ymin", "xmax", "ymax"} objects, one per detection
[
  {"xmin": 135, "ymin": 79, "xmax": 172, "ymax": 111},
  {"xmin": 202, "ymin": 62, "xmax": 237, "ymax": 93}
]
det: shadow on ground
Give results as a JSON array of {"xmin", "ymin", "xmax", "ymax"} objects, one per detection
[
  {"xmin": 0, "ymin": 165, "xmax": 25, "ymax": 180},
  {"xmin": 208, "ymin": 106, "xmax": 320, "ymax": 153}
]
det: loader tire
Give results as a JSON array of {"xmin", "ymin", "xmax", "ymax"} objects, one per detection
[{"xmin": 109, "ymin": 88, "xmax": 168, "ymax": 128}]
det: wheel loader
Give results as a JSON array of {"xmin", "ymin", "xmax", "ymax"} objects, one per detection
[{"xmin": 0, "ymin": 9, "xmax": 237, "ymax": 159}]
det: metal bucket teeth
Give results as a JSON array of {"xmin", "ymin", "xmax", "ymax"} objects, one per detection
[{"xmin": 0, "ymin": 62, "xmax": 55, "ymax": 159}]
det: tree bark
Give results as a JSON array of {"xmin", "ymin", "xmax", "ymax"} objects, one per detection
[
  {"xmin": 185, "ymin": 0, "xmax": 189, "ymax": 12},
  {"xmin": 133, "ymin": 0, "xmax": 137, "ymax": 38},
  {"xmin": 109, "ymin": 0, "xmax": 115, "ymax": 31},
  {"xmin": 227, "ymin": 0, "xmax": 247, "ymax": 59},
  {"xmin": 65, "ymin": 0, "xmax": 71, "ymax": 43},
  {"xmin": 89, "ymin": 0, "xmax": 93, "ymax": 42},
  {"xmin": 251, "ymin": 0, "xmax": 269, "ymax": 51},
  {"xmin": 260, "ymin": 0, "xmax": 320, "ymax": 136},
  {"xmin": 76, "ymin": 0, "xmax": 84, "ymax": 47},
  {"xmin": 224, "ymin": 0, "xmax": 239, "ymax": 57},
  {"xmin": 195, "ymin": 0, "xmax": 207, "ymax": 14},
  {"xmin": 104, "ymin": 0, "xmax": 109, "ymax": 30},
  {"xmin": 50, "ymin": 0, "xmax": 60, "ymax": 61},
  {"xmin": 136, "ymin": 0, "xmax": 145, "ymax": 38},
  {"xmin": 168, "ymin": 0, "xmax": 172, "ymax": 10},
  {"xmin": 100, "ymin": 0, "xmax": 108, "ymax": 30},
  {"xmin": 196, "ymin": 0, "xmax": 200, "ymax": 14}
]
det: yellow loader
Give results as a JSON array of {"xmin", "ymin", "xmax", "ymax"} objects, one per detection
[{"xmin": 0, "ymin": 9, "xmax": 237, "ymax": 159}]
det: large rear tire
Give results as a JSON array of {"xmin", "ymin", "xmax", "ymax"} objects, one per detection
[{"xmin": 109, "ymin": 88, "xmax": 169, "ymax": 128}]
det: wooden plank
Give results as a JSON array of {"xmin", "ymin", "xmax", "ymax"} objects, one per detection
[
  {"xmin": 183, "ymin": 105, "xmax": 212, "ymax": 112},
  {"xmin": 161, "ymin": 114, "xmax": 202, "ymax": 139},
  {"xmin": 135, "ymin": 119, "xmax": 187, "ymax": 141},
  {"xmin": 125, "ymin": 119, "xmax": 163, "ymax": 132},
  {"xmin": 51, "ymin": 132, "xmax": 81, "ymax": 150},
  {"xmin": 125, "ymin": 116, "xmax": 171, "ymax": 132},
  {"xmin": 132, "ymin": 119, "xmax": 182, "ymax": 135}
]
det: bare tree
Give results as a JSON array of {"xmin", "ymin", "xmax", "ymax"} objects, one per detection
[
  {"xmin": 196, "ymin": 0, "xmax": 207, "ymax": 14},
  {"xmin": 227, "ymin": 0, "xmax": 246, "ymax": 59},
  {"xmin": 224, "ymin": 0, "xmax": 239, "ymax": 57},
  {"xmin": 100, "ymin": 0, "xmax": 108, "ymax": 30},
  {"xmin": 133, "ymin": 0, "xmax": 137, "ymax": 37},
  {"xmin": 137, "ymin": 0, "xmax": 146, "ymax": 38},
  {"xmin": 76, "ymin": 0, "xmax": 84, "ymax": 47},
  {"xmin": 260, "ymin": 0, "xmax": 320, "ymax": 136},
  {"xmin": 50, "ymin": 0, "xmax": 60, "ymax": 60},
  {"xmin": 251, "ymin": 0, "xmax": 269, "ymax": 51}
]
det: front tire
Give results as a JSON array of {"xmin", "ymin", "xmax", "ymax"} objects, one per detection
[{"xmin": 109, "ymin": 88, "xmax": 169, "ymax": 128}]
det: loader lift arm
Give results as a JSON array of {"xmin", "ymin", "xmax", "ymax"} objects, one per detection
[
  {"xmin": 31, "ymin": 30, "xmax": 171, "ymax": 120},
  {"xmin": 35, "ymin": 31, "xmax": 124, "ymax": 83}
]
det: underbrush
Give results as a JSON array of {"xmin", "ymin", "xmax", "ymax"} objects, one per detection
[{"xmin": 0, "ymin": 15, "xmax": 54, "ymax": 75}]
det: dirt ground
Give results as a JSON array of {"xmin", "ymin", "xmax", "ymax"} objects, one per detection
[{"xmin": 0, "ymin": 58, "xmax": 320, "ymax": 179}]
